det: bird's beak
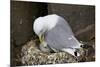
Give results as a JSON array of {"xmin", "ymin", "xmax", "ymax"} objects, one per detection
[
  {"xmin": 39, "ymin": 34, "xmax": 44, "ymax": 44},
  {"xmin": 39, "ymin": 34, "xmax": 47, "ymax": 47}
]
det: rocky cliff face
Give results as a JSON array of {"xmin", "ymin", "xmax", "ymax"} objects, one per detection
[
  {"xmin": 11, "ymin": 1, "xmax": 48, "ymax": 46},
  {"xmin": 11, "ymin": 1, "xmax": 95, "ymax": 46},
  {"xmin": 48, "ymin": 3, "xmax": 95, "ymax": 41}
]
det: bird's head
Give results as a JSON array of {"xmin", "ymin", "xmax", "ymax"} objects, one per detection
[
  {"xmin": 33, "ymin": 14, "xmax": 60, "ymax": 47},
  {"xmin": 33, "ymin": 17, "xmax": 48, "ymax": 46}
]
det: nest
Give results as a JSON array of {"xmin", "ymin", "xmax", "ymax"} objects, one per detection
[{"xmin": 11, "ymin": 39, "xmax": 95, "ymax": 66}]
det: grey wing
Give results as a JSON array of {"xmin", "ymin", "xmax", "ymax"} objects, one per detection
[{"xmin": 44, "ymin": 20, "xmax": 80, "ymax": 50}]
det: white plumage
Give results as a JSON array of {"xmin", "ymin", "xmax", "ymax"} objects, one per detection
[{"xmin": 33, "ymin": 14, "xmax": 82, "ymax": 56}]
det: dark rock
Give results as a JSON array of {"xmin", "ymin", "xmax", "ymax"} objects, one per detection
[
  {"xmin": 11, "ymin": 1, "xmax": 48, "ymax": 45},
  {"xmin": 48, "ymin": 3, "xmax": 95, "ymax": 41}
]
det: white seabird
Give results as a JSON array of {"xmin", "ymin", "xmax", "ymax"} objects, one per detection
[{"xmin": 33, "ymin": 14, "xmax": 82, "ymax": 56}]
